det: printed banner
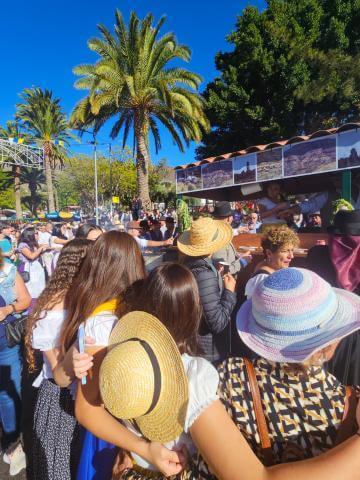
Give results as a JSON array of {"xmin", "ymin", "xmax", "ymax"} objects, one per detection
[{"xmin": 175, "ymin": 129, "xmax": 360, "ymax": 194}]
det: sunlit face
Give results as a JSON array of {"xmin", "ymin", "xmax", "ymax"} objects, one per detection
[
  {"xmin": 266, "ymin": 183, "xmax": 281, "ymax": 201},
  {"xmin": 266, "ymin": 243, "xmax": 295, "ymax": 270},
  {"xmin": 87, "ymin": 229, "xmax": 102, "ymax": 241},
  {"xmin": 249, "ymin": 213, "xmax": 258, "ymax": 224}
]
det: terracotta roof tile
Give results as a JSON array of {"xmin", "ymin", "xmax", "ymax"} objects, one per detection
[{"xmin": 175, "ymin": 122, "xmax": 360, "ymax": 170}]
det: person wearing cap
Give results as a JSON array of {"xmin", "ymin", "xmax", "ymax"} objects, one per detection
[
  {"xmin": 203, "ymin": 267, "xmax": 360, "ymax": 469},
  {"xmin": 127, "ymin": 221, "xmax": 173, "ymax": 249},
  {"xmin": 178, "ymin": 217, "xmax": 237, "ymax": 363},
  {"xmin": 298, "ymin": 211, "xmax": 322, "ymax": 233},
  {"xmin": 94, "ymin": 265, "xmax": 360, "ymax": 480},
  {"xmin": 212, "ymin": 201, "xmax": 251, "ymax": 278}
]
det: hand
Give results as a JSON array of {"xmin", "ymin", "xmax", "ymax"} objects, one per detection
[
  {"xmin": 146, "ymin": 442, "xmax": 187, "ymax": 477},
  {"xmin": 72, "ymin": 336, "xmax": 95, "ymax": 380},
  {"xmin": 164, "ymin": 237, "xmax": 174, "ymax": 246},
  {"xmin": 223, "ymin": 273, "xmax": 236, "ymax": 292},
  {"xmin": 0, "ymin": 306, "xmax": 11, "ymax": 321},
  {"xmin": 237, "ymin": 226, "xmax": 249, "ymax": 234}
]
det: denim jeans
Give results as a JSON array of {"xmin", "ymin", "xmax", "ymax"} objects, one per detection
[{"xmin": 0, "ymin": 342, "xmax": 22, "ymax": 449}]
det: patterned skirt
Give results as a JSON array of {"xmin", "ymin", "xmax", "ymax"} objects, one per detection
[
  {"xmin": 31, "ymin": 379, "xmax": 81, "ymax": 480},
  {"xmin": 116, "ymin": 463, "xmax": 201, "ymax": 480}
]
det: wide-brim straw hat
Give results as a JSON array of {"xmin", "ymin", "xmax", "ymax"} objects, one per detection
[
  {"xmin": 237, "ymin": 268, "xmax": 360, "ymax": 363},
  {"xmin": 99, "ymin": 311, "xmax": 189, "ymax": 443},
  {"xmin": 177, "ymin": 216, "xmax": 233, "ymax": 257}
]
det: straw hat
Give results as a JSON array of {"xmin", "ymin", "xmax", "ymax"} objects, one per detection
[
  {"xmin": 99, "ymin": 311, "xmax": 189, "ymax": 443},
  {"xmin": 177, "ymin": 217, "xmax": 233, "ymax": 257},
  {"xmin": 237, "ymin": 268, "xmax": 360, "ymax": 363}
]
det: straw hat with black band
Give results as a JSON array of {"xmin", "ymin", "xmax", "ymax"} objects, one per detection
[
  {"xmin": 99, "ymin": 311, "xmax": 189, "ymax": 443},
  {"xmin": 177, "ymin": 216, "xmax": 233, "ymax": 257}
]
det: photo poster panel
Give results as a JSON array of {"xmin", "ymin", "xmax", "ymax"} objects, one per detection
[
  {"xmin": 175, "ymin": 165, "xmax": 202, "ymax": 193},
  {"xmin": 233, "ymin": 153, "xmax": 257, "ymax": 184},
  {"xmin": 175, "ymin": 129, "xmax": 360, "ymax": 194},
  {"xmin": 201, "ymin": 159, "xmax": 234, "ymax": 190},
  {"xmin": 337, "ymin": 128, "xmax": 360, "ymax": 170}
]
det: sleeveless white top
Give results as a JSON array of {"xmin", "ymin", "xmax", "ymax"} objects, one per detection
[
  {"xmin": 32, "ymin": 310, "xmax": 66, "ymax": 387},
  {"xmin": 126, "ymin": 354, "xmax": 219, "ymax": 471}
]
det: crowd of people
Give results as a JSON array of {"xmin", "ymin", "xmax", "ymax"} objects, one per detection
[{"xmin": 0, "ymin": 201, "xmax": 359, "ymax": 480}]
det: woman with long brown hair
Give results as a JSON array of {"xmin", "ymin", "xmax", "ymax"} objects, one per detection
[
  {"xmin": 26, "ymin": 238, "xmax": 91, "ymax": 480},
  {"xmin": 63, "ymin": 232, "xmax": 180, "ymax": 480}
]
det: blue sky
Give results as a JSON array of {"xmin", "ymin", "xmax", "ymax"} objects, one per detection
[{"xmin": 2, "ymin": 0, "xmax": 266, "ymax": 165}]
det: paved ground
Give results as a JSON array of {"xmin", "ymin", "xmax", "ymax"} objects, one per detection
[{"xmin": 0, "ymin": 457, "xmax": 27, "ymax": 480}]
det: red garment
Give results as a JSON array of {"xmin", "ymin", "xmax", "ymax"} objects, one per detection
[{"xmin": 329, "ymin": 235, "xmax": 360, "ymax": 292}]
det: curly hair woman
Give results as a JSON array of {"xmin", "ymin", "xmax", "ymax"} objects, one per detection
[
  {"xmin": 245, "ymin": 225, "xmax": 300, "ymax": 298},
  {"xmin": 25, "ymin": 238, "xmax": 91, "ymax": 480}
]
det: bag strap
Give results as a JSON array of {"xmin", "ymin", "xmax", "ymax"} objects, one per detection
[
  {"xmin": 335, "ymin": 386, "xmax": 359, "ymax": 445},
  {"xmin": 243, "ymin": 358, "xmax": 274, "ymax": 466}
]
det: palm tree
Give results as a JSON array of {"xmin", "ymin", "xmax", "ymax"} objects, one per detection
[
  {"xmin": 0, "ymin": 121, "xmax": 25, "ymax": 219},
  {"xmin": 71, "ymin": 10, "xmax": 209, "ymax": 207},
  {"xmin": 20, "ymin": 167, "xmax": 46, "ymax": 216},
  {"xmin": 16, "ymin": 88, "xmax": 74, "ymax": 212}
]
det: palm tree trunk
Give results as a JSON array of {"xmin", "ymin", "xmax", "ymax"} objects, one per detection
[
  {"xmin": 13, "ymin": 166, "xmax": 22, "ymax": 219},
  {"xmin": 44, "ymin": 153, "xmax": 55, "ymax": 212},
  {"xmin": 134, "ymin": 117, "xmax": 151, "ymax": 209}
]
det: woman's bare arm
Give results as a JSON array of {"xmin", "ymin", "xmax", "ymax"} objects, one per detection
[
  {"xmin": 190, "ymin": 400, "xmax": 360, "ymax": 480},
  {"xmin": 75, "ymin": 347, "xmax": 185, "ymax": 476},
  {"xmin": 258, "ymin": 202, "xmax": 289, "ymax": 220},
  {"xmin": 14, "ymin": 273, "xmax": 31, "ymax": 311},
  {"xmin": 19, "ymin": 245, "xmax": 45, "ymax": 260}
]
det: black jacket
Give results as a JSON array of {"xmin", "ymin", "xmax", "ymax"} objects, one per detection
[{"xmin": 185, "ymin": 257, "xmax": 237, "ymax": 363}]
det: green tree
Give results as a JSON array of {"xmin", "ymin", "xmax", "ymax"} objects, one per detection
[
  {"xmin": 20, "ymin": 168, "xmax": 46, "ymax": 216},
  {"xmin": 149, "ymin": 158, "xmax": 176, "ymax": 207},
  {"xmin": 197, "ymin": 0, "xmax": 360, "ymax": 159},
  {"xmin": 0, "ymin": 121, "xmax": 26, "ymax": 218},
  {"xmin": 71, "ymin": 10, "xmax": 209, "ymax": 208},
  {"xmin": 0, "ymin": 169, "xmax": 15, "ymax": 210},
  {"xmin": 16, "ymin": 88, "xmax": 74, "ymax": 212}
]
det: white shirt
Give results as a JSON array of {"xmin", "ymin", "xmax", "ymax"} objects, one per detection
[
  {"xmin": 84, "ymin": 310, "xmax": 118, "ymax": 346},
  {"xmin": 38, "ymin": 231, "xmax": 51, "ymax": 246},
  {"xmin": 32, "ymin": 310, "xmax": 66, "ymax": 387},
  {"xmin": 134, "ymin": 236, "xmax": 148, "ymax": 250},
  {"xmin": 126, "ymin": 354, "xmax": 219, "ymax": 470}
]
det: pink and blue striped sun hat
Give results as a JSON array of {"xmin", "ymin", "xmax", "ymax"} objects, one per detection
[{"xmin": 237, "ymin": 268, "xmax": 360, "ymax": 363}]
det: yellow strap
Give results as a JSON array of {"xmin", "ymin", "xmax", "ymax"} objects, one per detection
[{"xmin": 91, "ymin": 299, "xmax": 118, "ymax": 316}]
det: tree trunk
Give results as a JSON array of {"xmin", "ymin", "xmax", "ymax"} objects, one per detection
[
  {"xmin": 44, "ymin": 153, "xmax": 55, "ymax": 212},
  {"xmin": 54, "ymin": 185, "xmax": 59, "ymax": 211},
  {"xmin": 13, "ymin": 165, "xmax": 22, "ymax": 219},
  {"xmin": 134, "ymin": 116, "xmax": 151, "ymax": 209}
]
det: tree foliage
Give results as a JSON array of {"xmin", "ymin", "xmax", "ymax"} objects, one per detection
[
  {"xmin": 197, "ymin": 0, "xmax": 360, "ymax": 159},
  {"xmin": 71, "ymin": 10, "xmax": 209, "ymax": 206},
  {"xmin": 16, "ymin": 88, "xmax": 75, "ymax": 211},
  {"xmin": 56, "ymin": 150, "xmax": 175, "ymax": 212}
]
